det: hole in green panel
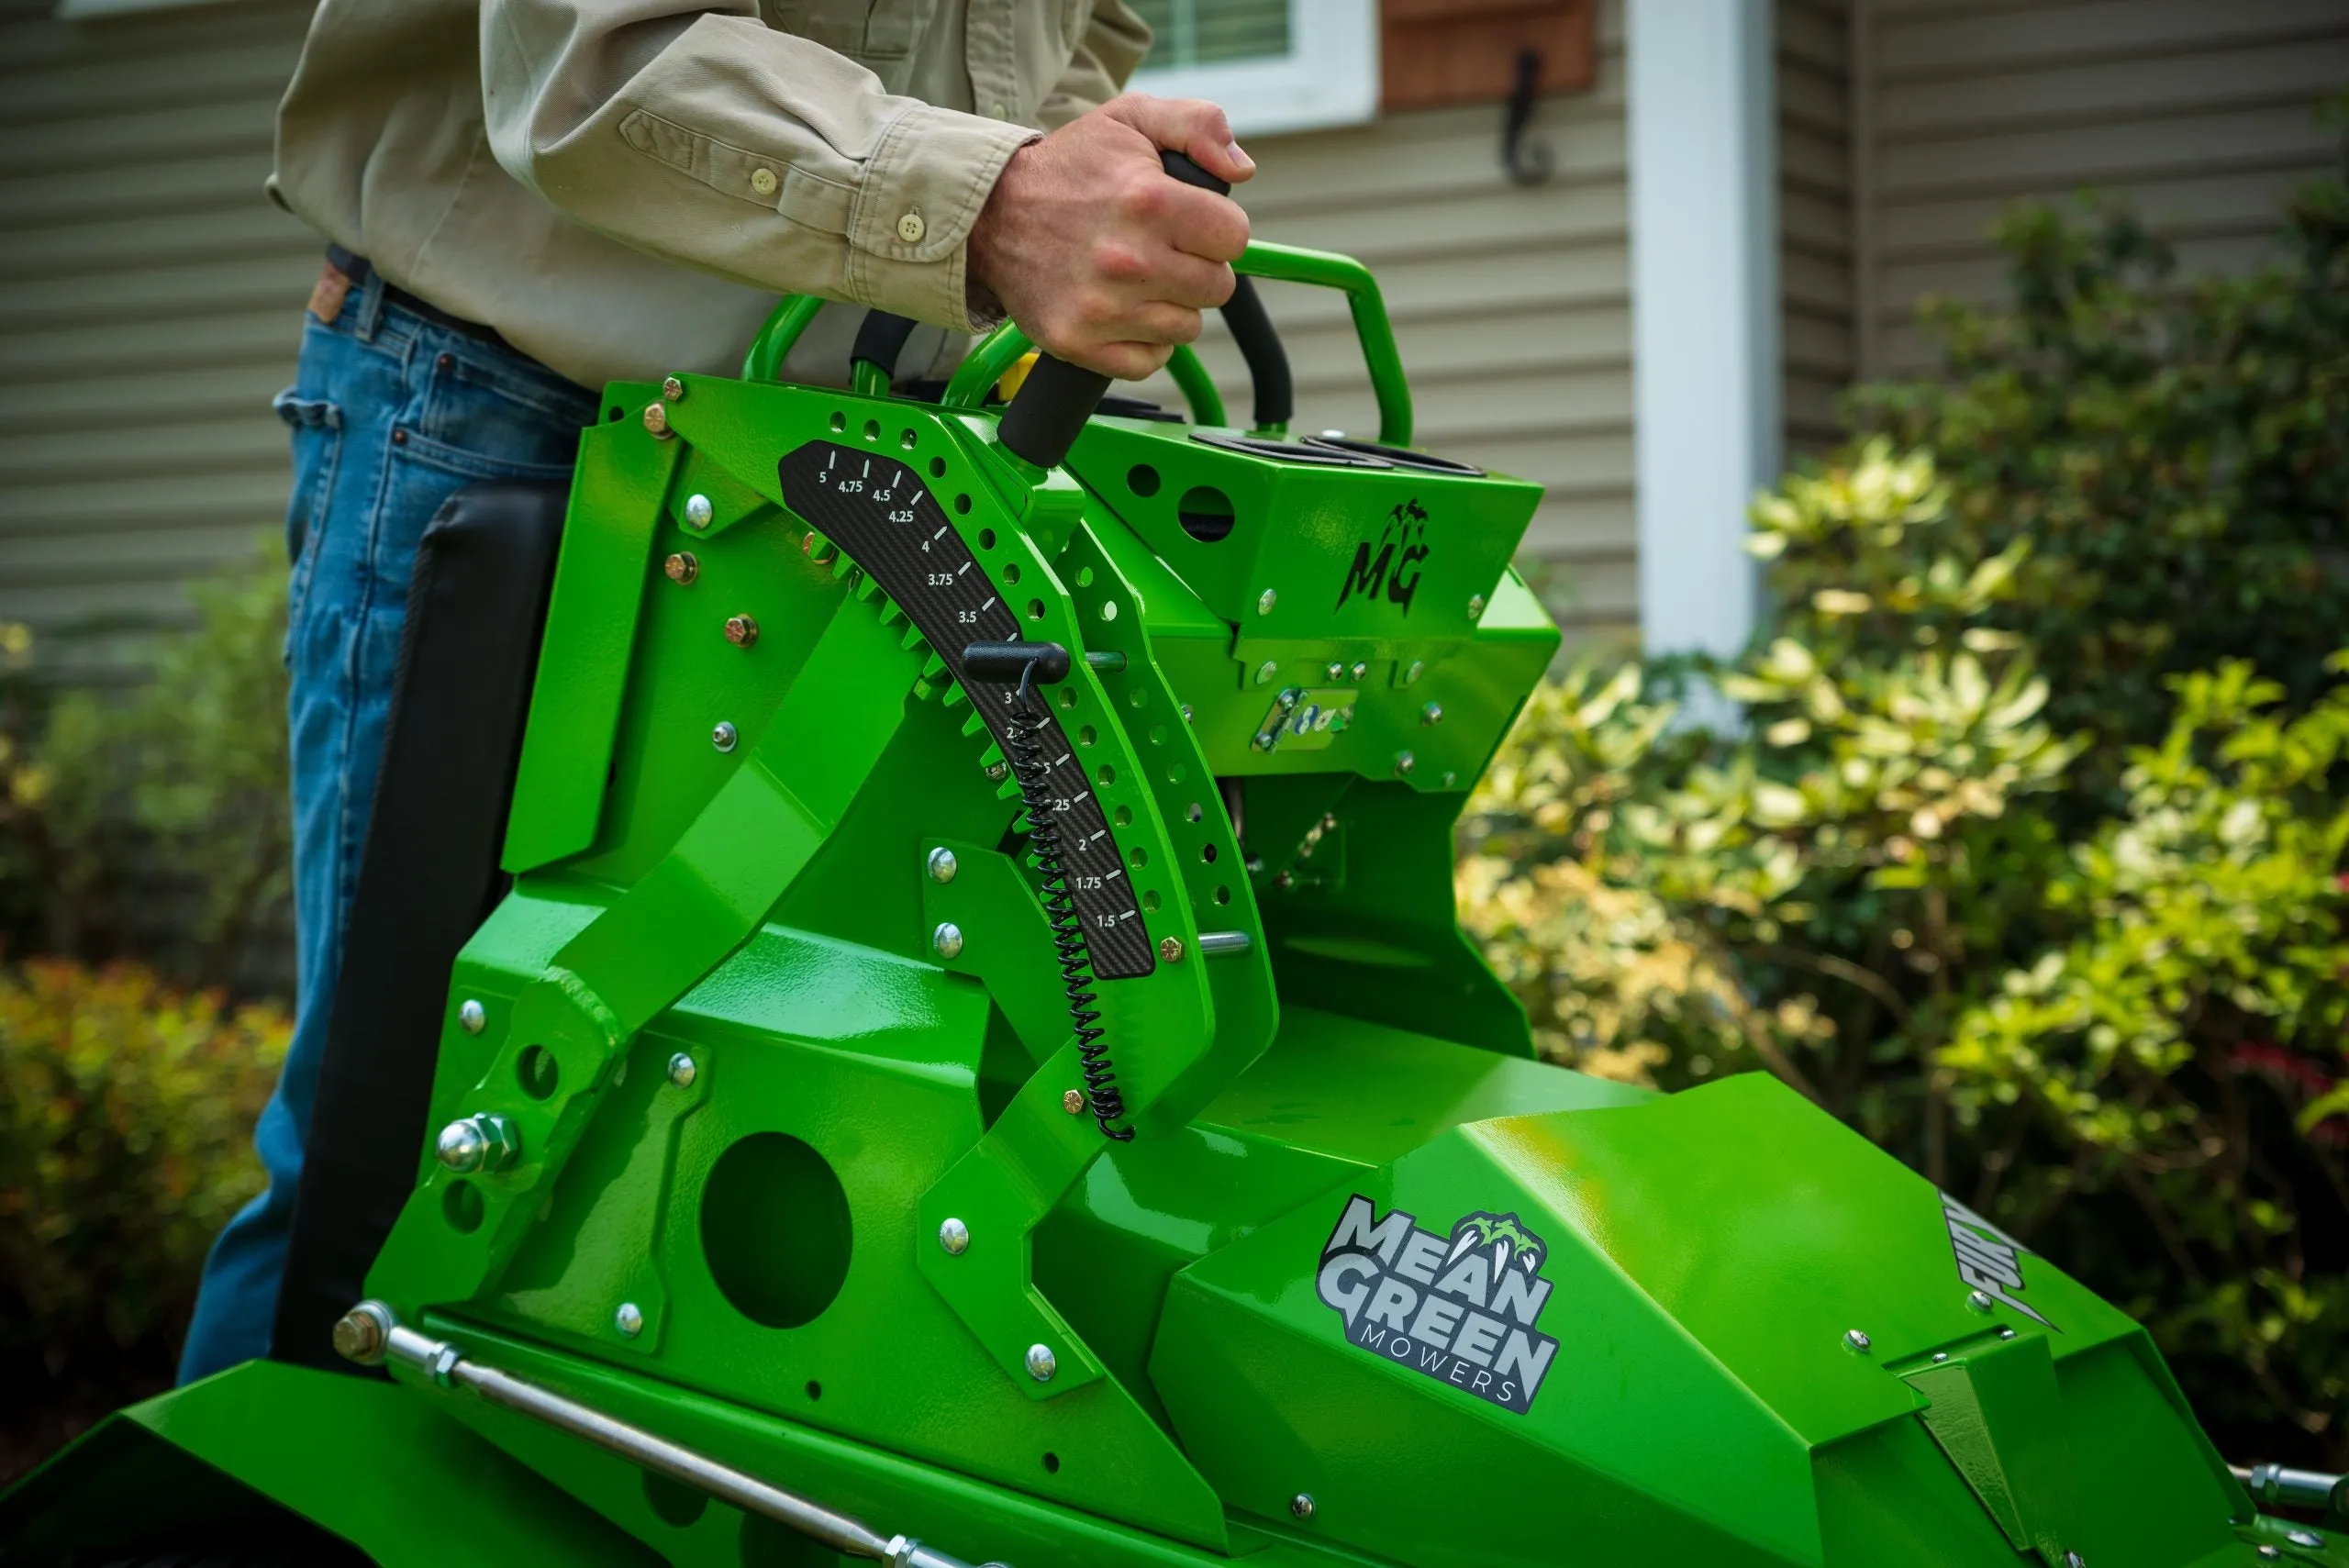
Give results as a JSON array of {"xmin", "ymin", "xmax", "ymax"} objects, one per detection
[
  {"xmin": 1115, "ymin": 805, "xmax": 1133, "ymax": 827},
  {"xmin": 1126, "ymin": 842, "xmax": 1144, "ymax": 866},
  {"xmin": 956, "ymin": 494, "xmax": 973, "ymax": 515},
  {"xmin": 1099, "ymin": 764, "xmax": 1118, "ymax": 786},
  {"xmin": 1142, "ymin": 889, "xmax": 1162, "ymax": 912},
  {"xmin": 929, "ymin": 456, "xmax": 947, "ymax": 477},
  {"xmin": 1003, "ymin": 562, "xmax": 1022, "ymax": 584},
  {"xmin": 1213, "ymin": 884, "xmax": 1231, "ymax": 905},
  {"xmin": 1075, "ymin": 565, "xmax": 1095, "ymax": 587},
  {"xmin": 863, "ymin": 419, "xmax": 881, "ymax": 441},
  {"xmin": 1099, "ymin": 600, "xmax": 1119, "ymax": 621},
  {"xmin": 1042, "ymin": 1451, "xmax": 1062, "ymax": 1473},
  {"xmin": 607, "ymin": 406, "xmax": 623, "ymax": 422},
  {"xmin": 1202, "ymin": 842, "xmax": 1218, "ymax": 862},
  {"xmin": 1186, "ymin": 802, "xmax": 1203, "ymax": 822},
  {"xmin": 442, "ymin": 1179, "xmax": 484, "ymax": 1233},
  {"xmin": 1078, "ymin": 725, "xmax": 1097, "ymax": 747},
  {"xmin": 700, "ymin": 1132, "xmax": 852, "ymax": 1329},
  {"xmin": 518, "ymin": 1044, "xmax": 560, "ymax": 1099},
  {"xmin": 645, "ymin": 1470, "xmax": 707, "ymax": 1527},
  {"xmin": 978, "ymin": 527, "xmax": 996, "ymax": 549},
  {"xmin": 900, "ymin": 428, "xmax": 918, "ymax": 449},
  {"xmin": 806, "ymin": 1380, "xmax": 823, "ymax": 1401},
  {"xmin": 1128, "ymin": 464, "xmax": 1160, "ymax": 497},
  {"xmin": 829, "ymin": 411, "xmax": 845, "ymax": 432},
  {"xmin": 1177, "ymin": 485, "xmax": 1235, "ymax": 543},
  {"xmin": 1027, "ymin": 599, "xmax": 1046, "ymax": 620}
]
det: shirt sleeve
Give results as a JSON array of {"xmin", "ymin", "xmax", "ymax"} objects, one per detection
[
  {"xmin": 1038, "ymin": 0, "xmax": 1152, "ymax": 128},
  {"xmin": 481, "ymin": 0, "xmax": 1041, "ymax": 331}
]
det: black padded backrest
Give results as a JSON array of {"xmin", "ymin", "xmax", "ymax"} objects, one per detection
[{"xmin": 271, "ymin": 479, "xmax": 568, "ymax": 1371}]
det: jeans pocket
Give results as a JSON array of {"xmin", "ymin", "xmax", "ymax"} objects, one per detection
[
  {"xmin": 416, "ymin": 344, "xmax": 596, "ymax": 474},
  {"xmin": 274, "ymin": 388, "xmax": 344, "ymax": 651}
]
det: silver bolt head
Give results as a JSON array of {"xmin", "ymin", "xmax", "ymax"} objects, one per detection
[
  {"xmin": 1159, "ymin": 935, "xmax": 1185, "ymax": 963},
  {"xmin": 666, "ymin": 1051, "xmax": 697, "ymax": 1088},
  {"xmin": 2065, "ymin": 1553, "xmax": 2086, "ymax": 1568},
  {"xmin": 436, "ymin": 1117, "xmax": 490, "ymax": 1173},
  {"xmin": 928, "ymin": 846, "xmax": 959, "ymax": 884},
  {"xmin": 1350, "ymin": 661, "xmax": 1368, "ymax": 681},
  {"xmin": 1998, "ymin": 1327, "xmax": 2017, "ymax": 1340},
  {"xmin": 1181, "ymin": 703, "xmax": 1194, "ymax": 724},
  {"xmin": 458, "ymin": 998, "xmax": 486, "ymax": 1034},
  {"xmin": 2258, "ymin": 1548, "xmax": 2282, "ymax": 1561},
  {"xmin": 1931, "ymin": 1351, "xmax": 1949, "ymax": 1362},
  {"xmin": 1844, "ymin": 1329, "xmax": 1872, "ymax": 1352},
  {"xmin": 1290, "ymin": 1493, "xmax": 1316, "ymax": 1520},
  {"xmin": 1326, "ymin": 662, "xmax": 1343, "ymax": 681},
  {"xmin": 1966, "ymin": 1288, "xmax": 1995, "ymax": 1312},
  {"xmin": 985, "ymin": 761, "xmax": 1009, "ymax": 781},
  {"xmin": 615, "ymin": 1301, "xmax": 644, "ymax": 1338},
  {"xmin": 1467, "ymin": 593, "xmax": 1486, "ymax": 619},
  {"xmin": 933, "ymin": 921, "xmax": 964, "ymax": 960},
  {"xmin": 1421, "ymin": 701, "xmax": 1444, "ymax": 726},
  {"xmin": 1255, "ymin": 660, "xmax": 1277, "ymax": 685},
  {"xmin": 684, "ymin": 492, "xmax": 714, "ymax": 529},
  {"xmin": 1395, "ymin": 751, "xmax": 1416, "ymax": 775},
  {"xmin": 1256, "ymin": 588, "xmax": 1277, "ymax": 617},
  {"xmin": 662, "ymin": 376, "xmax": 685, "ymax": 401},
  {"xmin": 2288, "ymin": 1530, "xmax": 2323, "ymax": 1547},
  {"xmin": 939, "ymin": 1217, "xmax": 971, "ymax": 1255},
  {"xmin": 712, "ymin": 720, "xmax": 739, "ymax": 752},
  {"xmin": 1025, "ymin": 1342, "xmax": 1058, "ymax": 1382},
  {"xmin": 1062, "ymin": 1089, "xmax": 1085, "ymax": 1116},
  {"xmin": 1405, "ymin": 659, "xmax": 1425, "ymax": 684}
]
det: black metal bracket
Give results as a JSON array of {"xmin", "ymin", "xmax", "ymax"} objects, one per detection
[{"xmin": 1502, "ymin": 47, "xmax": 1553, "ymax": 186}]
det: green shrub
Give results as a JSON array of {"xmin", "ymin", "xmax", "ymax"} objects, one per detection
[
  {"xmin": 1463, "ymin": 128, "xmax": 2349, "ymax": 1468},
  {"xmin": 0, "ymin": 958, "xmax": 288, "ymax": 1393}
]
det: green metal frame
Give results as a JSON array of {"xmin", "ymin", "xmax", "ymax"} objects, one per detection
[{"xmin": 6, "ymin": 229, "xmax": 2333, "ymax": 1568}]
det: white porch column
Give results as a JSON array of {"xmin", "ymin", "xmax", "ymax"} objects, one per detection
[{"xmin": 1627, "ymin": 0, "xmax": 1780, "ymax": 662}]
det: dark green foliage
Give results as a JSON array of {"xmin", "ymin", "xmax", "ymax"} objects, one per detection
[
  {"xmin": 1464, "ymin": 129, "xmax": 2349, "ymax": 1466},
  {"xmin": 0, "ymin": 553, "xmax": 292, "ymax": 990}
]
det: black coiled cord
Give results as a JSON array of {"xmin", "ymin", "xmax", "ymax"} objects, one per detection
[{"xmin": 1005, "ymin": 663, "xmax": 1132, "ymax": 1140}]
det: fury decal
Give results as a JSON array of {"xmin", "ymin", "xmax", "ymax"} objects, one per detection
[
  {"xmin": 1334, "ymin": 500, "xmax": 1430, "ymax": 616},
  {"xmin": 1315, "ymin": 1195, "xmax": 1560, "ymax": 1415},
  {"xmin": 1941, "ymin": 1192, "xmax": 2054, "ymax": 1329}
]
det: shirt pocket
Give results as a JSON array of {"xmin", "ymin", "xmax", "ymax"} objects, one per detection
[{"xmin": 762, "ymin": 0, "xmax": 941, "ymax": 89}]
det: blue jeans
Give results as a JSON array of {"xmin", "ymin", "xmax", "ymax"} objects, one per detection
[{"xmin": 178, "ymin": 269, "xmax": 598, "ymax": 1383}]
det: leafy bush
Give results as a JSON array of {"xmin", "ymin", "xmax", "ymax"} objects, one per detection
[
  {"xmin": 1, "ymin": 553, "xmax": 291, "ymax": 989},
  {"xmin": 0, "ymin": 959, "xmax": 287, "ymax": 1411},
  {"xmin": 1463, "ymin": 134, "xmax": 2349, "ymax": 1467}
]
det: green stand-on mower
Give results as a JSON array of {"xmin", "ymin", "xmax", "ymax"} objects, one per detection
[{"xmin": 6, "ymin": 155, "xmax": 2343, "ymax": 1568}]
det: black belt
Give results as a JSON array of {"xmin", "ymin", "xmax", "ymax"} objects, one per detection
[{"xmin": 326, "ymin": 244, "xmax": 512, "ymax": 350}]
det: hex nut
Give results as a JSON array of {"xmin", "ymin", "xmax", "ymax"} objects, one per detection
[
  {"xmin": 664, "ymin": 551, "xmax": 699, "ymax": 585},
  {"xmin": 661, "ymin": 376, "xmax": 685, "ymax": 401},
  {"xmin": 331, "ymin": 1303, "xmax": 389, "ymax": 1365},
  {"xmin": 1025, "ymin": 1343, "xmax": 1058, "ymax": 1382},
  {"xmin": 615, "ymin": 1302, "xmax": 644, "ymax": 1338},
  {"xmin": 458, "ymin": 998, "xmax": 486, "ymax": 1035},
  {"xmin": 927, "ymin": 846, "xmax": 959, "ymax": 884},
  {"xmin": 712, "ymin": 720, "xmax": 739, "ymax": 753},
  {"xmin": 933, "ymin": 922, "xmax": 964, "ymax": 960},
  {"xmin": 939, "ymin": 1217, "xmax": 971, "ymax": 1255},
  {"xmin": 436, "ymin": 1113, "xmax": 518, "ymax": 1174},
  {"xmin": 1062, "ymin": 1089, "xmax": 1086, "ymax": 1116},
  {"xmin": 684, "ymin": 493, "xmax": 714, "ymax": 530},
  {"xmin": 666, "ymin": 1052, "xmax": 697, "ymax": 1089},
  {"xmin": 724, "ymin": 614, "xmax": 760, "ymax": 649}
]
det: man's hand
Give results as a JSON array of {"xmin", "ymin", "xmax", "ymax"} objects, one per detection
[{"xmin": 969, "ymin": 95, "xmax": 1253, "ymax": 381}]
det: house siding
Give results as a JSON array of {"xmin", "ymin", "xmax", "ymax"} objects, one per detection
[
  {"xmin": 1858, "ymin": 0, "xmax": 2349, "ymax": 375},
  {"xmin": 1779, "ymin": 0, "xmax": 1855, "ymax": 459},
  {"xmin": 0, "ymin": 0, "xmax": 317, "ymax": 678}
]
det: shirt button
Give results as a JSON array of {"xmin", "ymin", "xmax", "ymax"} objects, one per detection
[
  {"xmin": 896, "ymin": 211, "xmax": 927, "ymax": 243},
  {"xmin": 750, "ymin": 166, "xmax": 779, "ymax": 197},
  {"xmin": 990, "ymin": 101, "xmax": 1010, "ymax": 119}
]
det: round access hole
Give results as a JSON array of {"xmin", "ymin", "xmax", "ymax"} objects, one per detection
[
  {"xmin": 645, "ymin": 1470, "xmax": 707, "ymax": 1527},
  {"xmin": 700, "ymin": 1132, "xmax": 852, "ymax": 1329},
  {"xmin": 442, "ymin": 1179, "xmax": 484, "ymax": 1233},
  {"xmin": 1176, "ymin": 485, "xmax": 1235, "ymax": 543},
  {"xmin": 517, "ymin": 1043, "xmax": 560, "ymax": 1099}
]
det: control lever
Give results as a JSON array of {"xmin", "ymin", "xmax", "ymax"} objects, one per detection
[{"xmin": 996, "ymin": 150, "xmax": 1235, "ymax": 469}]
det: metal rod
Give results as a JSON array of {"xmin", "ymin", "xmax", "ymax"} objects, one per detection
[
  {"xmin": 2236, "ymin": 1461, "xmax": 2348, "ymax": 1512},
  {"xmin": 1197, "ymin": 930, "xmax": 1252, "ymax": 956},
  {"xmin": 345, "ymin": 1303, "xmax": 994, "ymax": 1568}
]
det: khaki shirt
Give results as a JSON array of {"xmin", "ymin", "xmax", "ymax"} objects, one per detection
[{"xmin": 271, "ymin": 0, "xmax": 1150, "ymax": 391}]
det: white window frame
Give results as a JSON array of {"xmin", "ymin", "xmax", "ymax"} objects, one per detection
[{"xmin": 1130, "ymin": 0, "xmax": 1379, "ymax": 139}]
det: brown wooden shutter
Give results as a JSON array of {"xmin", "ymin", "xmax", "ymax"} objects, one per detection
[{"xmin": 1380, "ymin": 0, "xmax": 1595, "ymax": 112}]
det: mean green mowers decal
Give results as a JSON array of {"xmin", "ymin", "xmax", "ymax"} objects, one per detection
[{"xmin": 1316, "ymin": 1195, "xmax": 1560, "ymax": 1414}]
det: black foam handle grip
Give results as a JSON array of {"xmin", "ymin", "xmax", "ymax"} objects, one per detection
[{"xmin": 997, "ymin": 150, "xmax": 1233, "ymax": 469}]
